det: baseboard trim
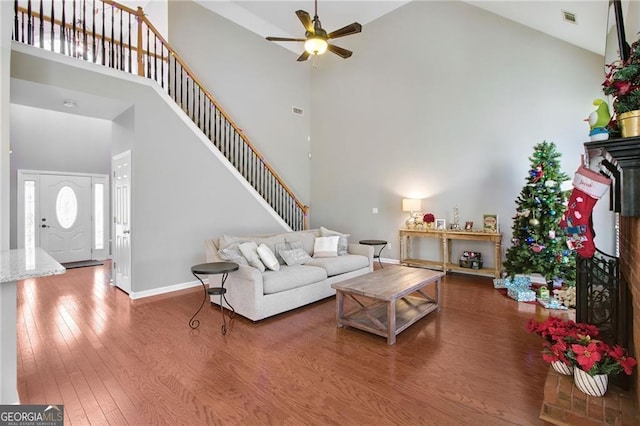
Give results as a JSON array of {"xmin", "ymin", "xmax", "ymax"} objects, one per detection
[
  {"xmin": 380, "ymin": 257, "xmax": 400, "ymax": 265},
  {"xmin": 129, "ymin": 279, "xmax": 206, "ymax": 300}
]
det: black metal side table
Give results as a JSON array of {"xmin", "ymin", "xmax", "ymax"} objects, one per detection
[
  {"xmin": 359, "ymin": 240, "xmax": 388, "ymax": 268},
  {"xmin": 189, "ymin": 261, "xmax": 239, "ymax": 335}
]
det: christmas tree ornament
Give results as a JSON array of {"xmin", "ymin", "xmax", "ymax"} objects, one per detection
[
  {"xmin": 531, "ymin": 244, "xmax": 545, "ymax": 253},
  {"xmin": 529, "ymin": 218, "xmax": 539, "ymax": 226},
  {"xmin": 549, "ymin": 230, "xmax": 556, "ymax": 239},
  {"xmin": 560, "ymin": 165, "xmax": 611, "ymax": 258},
  {"xmin": 525, "ymin": 237, "xmax": 534, "ymax": 244}
]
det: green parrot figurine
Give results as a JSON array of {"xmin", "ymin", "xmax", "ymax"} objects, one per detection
[{"xmin": 588, "ymin": 98, "xmax": 611, "ymax": 141}]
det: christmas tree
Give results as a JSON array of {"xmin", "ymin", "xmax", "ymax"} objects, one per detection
[{"xmin": 504, "ymin": 141, "xmax": 575, "ymax": 285}]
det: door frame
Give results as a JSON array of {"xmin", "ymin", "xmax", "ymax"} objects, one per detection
[{"xmin": 17, "ymin": 170, "xmax": 110, "ymax": 260}]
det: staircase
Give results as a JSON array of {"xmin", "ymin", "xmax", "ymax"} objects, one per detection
[{"xmin": 12, "ymin": 0, "xmax": 308, "ymax": 231}]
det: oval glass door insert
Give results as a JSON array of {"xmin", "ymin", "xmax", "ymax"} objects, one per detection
[{"xmin": 56, "ymin": 185, "xmax": 78, "ymax": 229}]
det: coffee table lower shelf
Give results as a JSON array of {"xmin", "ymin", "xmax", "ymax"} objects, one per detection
[{"xmin": 337, "ymin": 294, "xmax": 438, "ymax": 344}]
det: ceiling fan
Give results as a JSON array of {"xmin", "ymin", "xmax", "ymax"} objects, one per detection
[{"xmin": 266, "ymin": 0, "xmax": 362, "ymax": 62}]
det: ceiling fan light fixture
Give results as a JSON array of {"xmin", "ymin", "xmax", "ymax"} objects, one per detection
[{"xmin": 304, "ymin": 36, "xmax": 328, "ymax": 55}]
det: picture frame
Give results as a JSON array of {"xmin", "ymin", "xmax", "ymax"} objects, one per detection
[
  {"xmin": 483, "ymin": 214, "xmax": 499, "ymax": 232},
  {"xmin": 435, "ymin": 219, "xmax": 446, "ymax": 230},
  {"xmin": 464, "ymin": 221, "xmax": 473, "ymax": 231}
]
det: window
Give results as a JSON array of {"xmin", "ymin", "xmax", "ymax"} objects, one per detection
[
  {"xmin": 56, "ymin": 186, "xmax": 78, "ymax": 229},
  {"xmin": 24, "ymin": 181, "xmax": 35, "ymax": 250},
  {"xmin": 94, "ymin": 183, "xmax": 104, "ymax": 250}
]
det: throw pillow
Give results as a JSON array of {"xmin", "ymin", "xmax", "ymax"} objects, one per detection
[
  {"xmin": 257, "ymin": 244, "xmax": 280, "ymax": 271},
  {"xmin": 217, "ymin": 244, "xmax": 249, "ymax": 266},
  {"xmin": 274, "ymin": 240, "xmax": 304, "ymax": 264},
  {"xmin": 320, "ymin": 226, "xmax": 350, "ymax": 256},
  {"xmin": 279, "ymin": 244, "xmax": 312, "ymax": 266},
  {"xmin": 313, "ymin": 236, "xmax": 340, "ymax": 258},
  {"xmin": 238, "ymin": 241, "xmax": 266, "ymax": 272}
]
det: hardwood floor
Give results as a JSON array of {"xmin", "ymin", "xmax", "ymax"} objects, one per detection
[{"xmin": 16, "ymin": 262, "xmax": 567, "ymax": 425}]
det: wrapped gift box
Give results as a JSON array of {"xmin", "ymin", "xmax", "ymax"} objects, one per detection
[
  {"xmin": 507, "ymin": 287, "xmax": 536, "ymax": 302},
  {"xmin": 493, "ymin": 276, "xmax": 531, "ymax": 289}
]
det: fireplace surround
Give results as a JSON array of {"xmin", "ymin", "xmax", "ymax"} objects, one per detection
[{"xmin": 584, "ymin": 137, "xmax": 640, "ymax": 407}]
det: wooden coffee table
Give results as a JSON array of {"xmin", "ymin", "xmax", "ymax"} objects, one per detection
[{"xmin": 331, "ymin": 266, "xmax": 443, "ymax": 344}]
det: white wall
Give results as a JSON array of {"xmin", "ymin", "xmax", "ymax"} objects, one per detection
[
  {"xmin": 309, "ymin": 0, "xmax": 615, "ymax": 268},
  {"xmin": 10, "ymin": 46, "xmax": 288, "ymax": 294},
  {"xmin": 167, "ymin": 0, "xmax": 312, "ymax": 204},
  {"xmin": 1, "ymin": 0, "xmax": 11, "ymax": 250},
  {"xmin": 9, "ymin": 104, "xmax": 112, "ymax": 248}
]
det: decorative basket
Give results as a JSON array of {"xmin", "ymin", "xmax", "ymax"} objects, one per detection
[{"xmin": 459, "ymin": 251, "xmax": 482, "ymax": 269}]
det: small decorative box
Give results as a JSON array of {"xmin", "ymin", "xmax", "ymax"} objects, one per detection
[{"xmin": 459, "ymin": 251, "xmax": 483, "ymax": 269}]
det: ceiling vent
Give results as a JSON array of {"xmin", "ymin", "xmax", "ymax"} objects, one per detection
[
  {"xmin": 292, "ymin": 106, "xmax": 304, "ymax": 116},
  {"xmin": 562, "ymin": 10, "xmax": 577, "ymax": 24}
]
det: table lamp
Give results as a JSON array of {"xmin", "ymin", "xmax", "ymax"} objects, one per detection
[{"xmin": 402, "ymin": 198, "xmax": 422, "ymax": 228}]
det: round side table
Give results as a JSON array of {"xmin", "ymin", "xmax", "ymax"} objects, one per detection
[
  {"xmin": 189, "ymin": 261, "xmax": 239, "ymax": 335},
  {"xmin": 359, "ymin": 240, "xmax": 388, "ymax": 268}
]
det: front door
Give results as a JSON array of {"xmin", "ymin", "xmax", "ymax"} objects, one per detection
[
  {"xmin": 112, "ymin": 151, "xmax": 132, "ymax": 293},
  {"xmin": 40, "ymin": 174, "xmax": 92, "ymax": 263}
]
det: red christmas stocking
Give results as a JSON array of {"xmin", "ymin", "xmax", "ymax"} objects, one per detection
[{"xmin": 560, "ymin": 166, "xmax": 611, "ymax": 258}]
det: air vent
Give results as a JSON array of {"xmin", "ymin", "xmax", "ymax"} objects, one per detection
[
  {"xmin": 292, "ymin": 106, "xmax": 304, "ymax": 116},
  {"xmin": 562, "ymin": 10, "xmax": 576, "ymax": 24}
]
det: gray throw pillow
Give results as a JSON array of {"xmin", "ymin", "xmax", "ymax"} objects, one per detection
[
  {"xmin": 238, "ymin": 241, "xmax": 266, "ymax": 272},
  {"xmin": 274, "ymin": 240, "xmax": 304, "ymax": 264},
  {"xmin": 278, "ymin": 240, "xmax": 312, "ymax": 266},
  {"xmin": 218, "ymin": 246, "xmax": 249, "ymax": 266}
]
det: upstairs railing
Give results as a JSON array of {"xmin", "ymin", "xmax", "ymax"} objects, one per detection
[{"xmin": 12, "ymin": 0, "xmax": 309, "ymax": 231}]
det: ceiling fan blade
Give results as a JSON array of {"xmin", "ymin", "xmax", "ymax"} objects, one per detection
[
  {"xmin": 297, "ymin": 51, "xmax": 311, "ymax": 62},
  {"xmin": 295, "ymin": 10, "xmax": 314, "ymax": 33},
  {"xmin": 327, "ymin": 44, "xmax": 353, "ymax": 59},
  {"xmin": 327, "ymin": 22, "xmax": 362, "ymax": 40},
  {"xmin": 266, "ymin": 36, "xmax": 305, "ymax": 42}
]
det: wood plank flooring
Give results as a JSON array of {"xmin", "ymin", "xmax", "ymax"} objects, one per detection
[{"xmin": 16, "ymin": 262, "xmax": 567, "ymax": 425}]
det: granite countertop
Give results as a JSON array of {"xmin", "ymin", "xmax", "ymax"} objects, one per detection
[{"xmin": 0, "ymin": 248, "xmax": 66, "ymax": 283}]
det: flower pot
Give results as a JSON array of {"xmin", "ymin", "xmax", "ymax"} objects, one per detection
[
  {"xmin": 618, "ymin": 110, "xmax": 640, "ymax": 137},
  {"xmin": 551, "ymin": 361, "xmax": 573, "ymax": 376},
  {"xmin": 573, "ymin": 368, "xmax": 608, "ymax": 397}
]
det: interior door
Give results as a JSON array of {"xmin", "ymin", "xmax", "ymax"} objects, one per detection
[
  {"xmin": 113, "ymin": 151, "xmax": 132, "ymax": 293},
  {"xmin": 40, "ymin": 174, "xmax": 92, "ymax": 263}
]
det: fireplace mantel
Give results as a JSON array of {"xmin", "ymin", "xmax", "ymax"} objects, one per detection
[{"xmin": 584, "ymin": 137, "xmax": 640, "ymax": 217}]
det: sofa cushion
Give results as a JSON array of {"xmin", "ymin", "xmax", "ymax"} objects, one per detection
[
  {"xmin": 285, "ymin": 230, "xmax": 319, "ymax": 255},
  {"xmin": 257, "ymin": 244, "xmax": 279, "ymax": 271},
  {"xmin": 239, "ymin": 242, "xmax": 266, "ymax": 272},
  {"xmin": 306, "ymin": 254, "xmax": 369, "ymax": 277},
  {"xmin": 220, "ymin": 234, "xmax": 286, "ymax": 254},
  {"xmin": 313, "ymin": 236, "xmax": 339, "ymax": 258},
  {"xmin": 263, "ymin": 265, "xmax": 328, "ymax": 294},
  {"xmin": 320, "ymin": 226, "xmax": 349, "ymax": 256}
]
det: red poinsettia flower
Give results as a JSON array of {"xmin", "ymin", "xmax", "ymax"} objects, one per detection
[
  {"xmin": 571, "ymin": 342, "xmax": 602, "ymax": 372},
  {"xmin": 542, "ymin": 341, "xmax": 569, "ymax": 364},
  {"xmin": 423, "ymin": 213, "xmax": 435, "ymax": 223},
  {"xmin": 609, "ymin": 345, "xmax": 638, "ymax": 375}
]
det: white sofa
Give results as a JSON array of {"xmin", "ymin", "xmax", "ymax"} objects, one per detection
[{"xmin": 205, "ymin": 228, "xmax": 374, "ymax": 321}]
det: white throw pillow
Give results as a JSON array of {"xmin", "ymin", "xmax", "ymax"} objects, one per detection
[
  {"xmin": 238, "ymin": 241, "xmax": 266, "ymax": 272},
  {"xmin": 257, "ymin": 244, "xmax": 280, "ymax": 271},
  {"xmin": 313, "ymin": 236, "xmax": 340, "ymax": 258},
  {"xmin": 320, "ymin": 226, "xmax": 350, "ymax": 256}
]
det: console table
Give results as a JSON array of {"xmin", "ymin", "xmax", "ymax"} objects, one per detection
[{"xmin": 399, "ymin": 228, "xmax": 503, "ymax": 278}]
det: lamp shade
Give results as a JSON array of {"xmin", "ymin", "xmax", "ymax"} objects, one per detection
[{"xmin": 402, "ymin": 198, "xmax": 421, "ymax": 212}]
